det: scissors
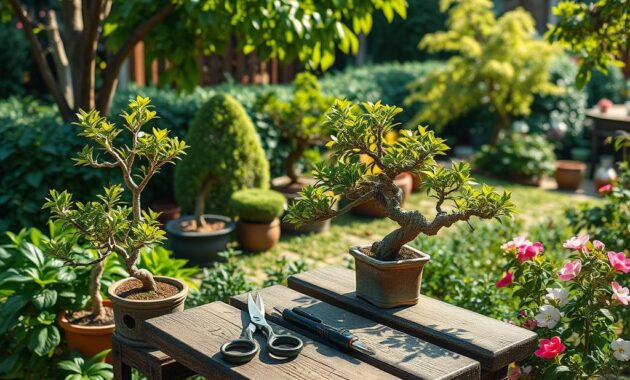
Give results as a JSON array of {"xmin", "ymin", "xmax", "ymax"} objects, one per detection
[{"xmin": 220, "ymin": 293, "xmax": 304, "ymax": 363}]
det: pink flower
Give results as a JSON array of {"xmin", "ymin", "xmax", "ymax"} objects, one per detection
[
  {"xmin": 593, "ymin": 240, "xmax": 605, "ymax": 250},
  {"xmin": 16, "ymin": 21, "xmax": 23, "ymax": 30},
  {"xmin": 507, "ymin": 364, "xmax": 521, "ymax": 380},
  {"xmin": 534, "ymin": 336, "xmax": 566, "ymax": 359},
  {"xmin": 496, "ymin": 272, "xmax": 513, "ymax": 288},
  {"xmin": 598, "ymin": 184, "xmax": 613, "ymax": 194},
  {"xmin": 517, "ymin": 242, "xmax": 544, "ymax": 262},
  {"xmin": 557, "ymin": 260, "xmax": 582, "ymax": 281},
  {"xmin": 611, "ymin": 282, "xmax": 630, "ymax": 305},
  {"xmin": 563, "ymin": 234, "xmax": 589, "ymax": 252},
  {"xmin": 608, "ymin": 252, "xmax": 630, "ymax": 273},
  {"xmin": 501, "ymin": 236, "xmax": 531, "ymax": 251},
  {"xmin": 520, "ymin": 319, "xmax": 538, "ymax": 330}
]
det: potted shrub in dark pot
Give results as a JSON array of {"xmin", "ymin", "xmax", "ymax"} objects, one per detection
[
  {"xmin": 169, "ymin": 94, "xmax": 270, "ymax": 264},
  {"xmin": 259, "ymin": 72, "xmax": 335, "ymax": 234},
  {"xmin": 286, "ymin": 100, "xmax": 514, "ymax": 308},
  {"xmin": 229, "ymin": 189, "xmax": 286, "ymax": 252},
  {"xmin": 44, "ymin": 96, "xmax": 189, "ymax": 346}
]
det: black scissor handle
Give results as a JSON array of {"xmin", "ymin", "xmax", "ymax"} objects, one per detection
[
  {"xmin": 220, "ymin": 338, "xmax": 259, "ymax": 363},
  {"xmin": 267, "ymin": 334, "xmax": 304, "ymax": 358}
]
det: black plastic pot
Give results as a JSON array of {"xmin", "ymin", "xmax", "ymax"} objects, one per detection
[{"xmin": 165, "ymin": 214, "xmax": 235, "ymax": 265}]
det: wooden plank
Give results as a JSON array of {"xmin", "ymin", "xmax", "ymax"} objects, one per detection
[
  {"xmin": 288, "ymin": 267, "xmax": 537, "ymax": 372},
  {"xmin": 231, "ymin": 286, "xmax": 480, "ymax": 380},
  {"xmin": 143, "ymin": 301, "xmax": 397, "ymax": 380}
]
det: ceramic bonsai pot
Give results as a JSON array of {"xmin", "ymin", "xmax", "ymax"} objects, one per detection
[
  {"xmin": 58, "ymin": 299, "xmax": 115, "ymax": 363},
  {"xmin": 108, "ymin": 276, "xmax": 188, "ymax": 346},
  {"xmin": 352, "ymin": 173, "xmax": 414, "ymax": 217},
  {"xmin": 273, "ymin": 176, "xmax": 332, "ymax": 234},
  {"xmin": 555, "ymin": 160, "xmax": 586, "ymax": 191},
  {"xmin": 165, "ymin": 214, "xmax": 235, "ymax": 265},
  {"xmin": 150, "ymin": 200, "xmax": 181, "ymax": 227},
  {"xmin": 237, "ymin": 218, "xmax": 281, "ymax": 252},
  {"xmin": 410, "ymin": 172, "xmax": 422, "ymax": 192},
  {"xmin": 349, "ymin": 245, "xmax": 430, "ymax": 308}
]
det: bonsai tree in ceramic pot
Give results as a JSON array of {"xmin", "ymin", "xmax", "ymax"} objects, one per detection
[
  {"xmin": 286, "ymin": 100, "xmax": 514, "ymax": 308},
  {"xmin": 43, "ymin": 96, "xmax": 189, "ymax": 345},
  {"xmin": 169, "ymin": 94, "xmax": 269, "ymax": 263},
  {"xmin": 229, "ymin": 189, "xmax": 286, "ymax": 252}
]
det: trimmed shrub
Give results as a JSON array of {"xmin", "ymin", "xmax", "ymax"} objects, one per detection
[
  {"xmin": 474, "ymin": 133, "xmax": 556, "ymax": 179},
  {"xmin": 174, "ymin": 94, "xmax": 270, "ymax": 216},
  {"xmin": 229, "ymin": 189, "xmax": 286, "ymax": 222}
]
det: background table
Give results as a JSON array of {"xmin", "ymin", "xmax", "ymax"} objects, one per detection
[
  {"xmin": 586, "ymin": 105, "xmax": 630, "ymax": 178},
  {"xmin": 118, "ymin": 266, "xmax": 537, "ymax": 380}
]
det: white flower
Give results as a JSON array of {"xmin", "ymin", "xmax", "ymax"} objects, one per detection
[
  {"xmin": 544, "ymin": 288, "xmax": 569, "ymax": 307},
  {"xmin": 535, "ymin": 305, "xmax": 561, "ymax": 328},
  {"xmin": 611, "ymin": 339, "xmax": 630, "ymax": 361}
]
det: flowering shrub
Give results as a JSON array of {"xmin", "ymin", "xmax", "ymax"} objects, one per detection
[{"xmin": 497, "ymin": 235, "xmax": 628, "ymax": 378}]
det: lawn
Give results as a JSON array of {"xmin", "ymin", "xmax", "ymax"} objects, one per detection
[{"xmin": 240, "ymin": 175, "xmax": 602, "ymax": 282}]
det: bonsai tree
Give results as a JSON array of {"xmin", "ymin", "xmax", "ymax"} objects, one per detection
[
  {"xmin": 174, "ymin": 94, "xmax": 269, "ymax": 230},
  {"xmin": 260, "ymin": 72, "xmax": 334, "ymax": 186},
  {"xmin": 43, "ymin": 96, "xmax": 188, "ymax": 318},
  {"xmin": 405, "ymin": 0, "xmax": 560, "ymax": 145},
  {"xmin": 229, "ymin": 189, "xmax": 287, "ymax": 224},
  {"xmin": 286, "ymin": 100, "xmax": 514, "ymax": 260}
]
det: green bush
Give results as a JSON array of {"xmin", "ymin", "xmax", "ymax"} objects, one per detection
[
  {"xmin": 229, "ymin": 189, "xmax": 286, "ymax": 223},
  {"xmin": 474, "ymin": 133, "xmax": 556, "ymax": 179},
  {"xmin": 0, "ymin": 22, "xmax": 30, "ymax": 99},
  {"xmin": 174, "ymin": 94, "xmax": 270, "ymax": 216},
  {"xmin": 584, "ymin": 64, "xmax": 628, "ymax": 107}
]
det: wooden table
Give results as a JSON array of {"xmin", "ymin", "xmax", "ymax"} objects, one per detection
[
  {"xmin": 586, "ymin": 105, "xmax": 630, "ymax": 178},
  {"xmin": 122, "ymin": 266, "xmax": 536, "ymax": 380}
]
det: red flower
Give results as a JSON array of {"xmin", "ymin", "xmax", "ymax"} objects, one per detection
[
  {"xmin": 534, "ymin": 336, "xmax": 566, "ymax": 359},
  {"xmin": 496, "ymin": 272, "xmax": 513, "ymax": 288},
  {"xmin": 517, "ymin": 242, "xmax": 544, "ymax": 262},
  {"xmin": 598, "ymin": 184, "xmax": 613, "ymax": 194}
]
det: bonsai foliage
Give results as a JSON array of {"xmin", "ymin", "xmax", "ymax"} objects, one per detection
[
  {"xmin": 43, "ymin": 96, "xmax": 188, "ymax": 317},
  {"xmin": 405, "ymin": 0, "xmax": 560, "ymax": 145},
  {"xmin": 286, "ymin": 100, "xmax": 514, "ymax": 260},
  {"xmin": 175, "ymin": 94, "xmax": 269, "ymax": 226},
  {"xmin": 259, "ymin": 72, "xmax": 334, "ymax": 184},
  {"xmin": 547, "ymin": 0, "xmax": 629, "ymax": 88},
  {"xmin": 229, "ymin": 189, "xmax": 286, "ymax": 223}
]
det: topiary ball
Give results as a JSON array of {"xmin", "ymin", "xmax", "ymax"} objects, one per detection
[
  {"xmin": 229, "ymin": 189, "xmax": 286, "ymax": 223},
  {"xmin": 175, "ymin": 94, "xmax": 270, "ymax": 216}
]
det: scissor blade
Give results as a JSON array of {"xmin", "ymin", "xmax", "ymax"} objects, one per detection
[
  {"xmin": 247, "ymin": 293, "xmax": 260, "ymax": 321},
  {"xmin": 256, "ymin": 293, "xmax": 266, "ymax": 320}
]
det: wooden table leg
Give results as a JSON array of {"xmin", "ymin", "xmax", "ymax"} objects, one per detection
[{"xmin": 112, "ymin": 337, "xmax": 132, "ymax": 380}]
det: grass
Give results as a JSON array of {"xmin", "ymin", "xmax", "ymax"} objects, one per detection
[{"xmin": 238, "ymin": 175, "xmax": 602, "ymax": 283}]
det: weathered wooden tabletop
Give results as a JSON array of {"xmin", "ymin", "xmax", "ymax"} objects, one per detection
[{"xmin": 140, "ymin": 266, "xmax": 537, "ymax": 380}]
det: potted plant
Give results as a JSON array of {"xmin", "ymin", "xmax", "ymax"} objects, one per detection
[
  {"xmin": 555, "ymin": 160, "xmax": 586, "ymax": 191},
  {"xmin": 229, "ymin": 189, "xmax": 286, "ymax": 252},
  {"xmin": 285, "ymin": 100, "xmax": 514, "ymax": 308},
  {"xmin": 259, "ymin": 72, "xmax": 335, "ymax": 233},
  {"xmin": 44, "ymin": 96, "xmax": 189, "ymax": 346},
  {"xmin": 169, "ymin": 94, "xmax": 269, "ymax": 264}
]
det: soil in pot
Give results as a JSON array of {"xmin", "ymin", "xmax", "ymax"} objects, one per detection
[
  {"xmin": 165, "ymin": 214, "xmax": 235, "ymax": 265},
  {"xmin": 352, "ymin": 173, "xmax": 414, "ymax": 217},
  {"xmin": 555, "ymin": 160, "xmax": 586, "ymax": 191},
  {"xmin": 350, "ymin": 245, "xmax": 430, "ymax": 308},
  {"xmin": 58, "ymin": 299, "xmax": 115, "ymax": 363},
  {"xmin": 237, "ymin": 218, "xmax": 281, "ymax": 252},
  {"xmin": 108, "ymin": 276, "xmax": 187, "ymax": 346}
]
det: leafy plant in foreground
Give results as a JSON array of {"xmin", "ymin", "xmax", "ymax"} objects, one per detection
[
  {"xmin": 286, "ymin": 100, "xmax": 514, "ymax": 260},
  {"xmin": 57, "ymin": 350, "xmax": 113, "ymax": 380}
]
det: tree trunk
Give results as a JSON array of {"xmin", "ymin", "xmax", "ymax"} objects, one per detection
[
  {"xmin": 489, "ymin": 112, "xmax": 511, "ymax": 146},
  {"xmin": 285, "ymin": 140, "xmax": 308, "ymax": 184},
  {"xmin": 46, "ymin": 10, "xmax": 74, "ymax": 109},
  {"xmin": 194, "ymin": 174, "xmax": 214, "ymax": 229},
  {"xmin": 89, "ymin": 260, "xmax": 105, "ymax": 317},
  {"xmin": 129, "ymin": 267, "xmax": 157, "ymax": 291}
]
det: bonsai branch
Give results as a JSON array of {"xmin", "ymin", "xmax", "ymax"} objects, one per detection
[
  {"xmin": 89, "ymin": 260, "xmax": 105, "ymax": 317},
  {"xmin": 285, "ymin": 139, "xmax": 309, "ymax": 184}
]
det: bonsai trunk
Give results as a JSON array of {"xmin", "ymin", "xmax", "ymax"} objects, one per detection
[
  {"xmin": 285, "ymin": 140, "xmax": 308, "ymax": 184},
  {"xmin": 193, "ymin": 174, "xmax": 214, "ymax": 230},
  {"xmin": 89, "ymin": 260, "xmax": 105, "ymax": 317}
]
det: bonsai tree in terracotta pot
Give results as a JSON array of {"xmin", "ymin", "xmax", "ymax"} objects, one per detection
[
  {"xmin": 169, "ymin": 94, "xmax": 269, "ymax": 263},
  {"xmin": 286, "ymin": 100, "xmax": 515, "ymax": 308},
  {"xmin": 43, "ymin": 96, "xmax": 189, "ymax": 345},
  {"xmin": 229, "ymin": 189, "xmax": 286, "ymax": 252}
]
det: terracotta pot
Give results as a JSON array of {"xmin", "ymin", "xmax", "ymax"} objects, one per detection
[
  {"xmin": 352, "ymin": 173, "xmax": 414, "ymax": 218},
  {"xmin": 165, "ymin": 214, "xmax": 235, "ymax": 265},
  {"xmin": 554, "ymin": 160, "xmax": 586, "ymax": 191},
  {"xmin": 272, "ymin": 176, "xmax": 332, "ymax": 235},
  {"xmin": 410, "ymin": 172, "xmax": 422, "ymax": 192},
  {"xmin": 150, "ymin": 200, "xmax": 181, "ymax": 226},
  {"xmin": 58, "ymin": 299, "xmax": 115, "ymax": 363},
  {"xmin": 108, "ymin": 276, "xmax": 188, "ymax": 346},
  {"xmin": 349, "ymin": 245, "xmax": 430, "ymax": 308},
  {"xmin": 237, "ymin": 218, "xmax": 281, "ymax": 252}
]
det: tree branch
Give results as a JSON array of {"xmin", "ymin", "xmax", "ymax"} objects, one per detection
[
  {"xmin": 96, "ymin": 2, "xmax": 177, "ymax": 113},
  {"xmin": 8, "ymin": 0, "xmax": 73, "ymax": 121}
]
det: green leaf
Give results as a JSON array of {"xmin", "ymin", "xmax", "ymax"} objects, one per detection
[
  {"xmin": 20, "ymin": 242, "xmax": 45, "ymax": 268},
  {"xmin": 28, "ymin": 325, "xmax": 61, "ymax": 356},
  {"xmin": 33, "ymin": 289, "xmax": 58, "ymax": 310}
]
